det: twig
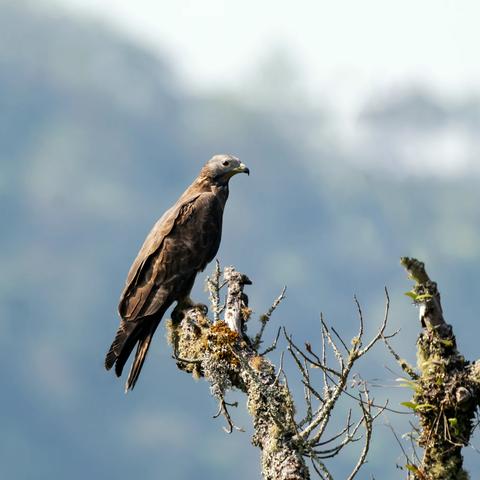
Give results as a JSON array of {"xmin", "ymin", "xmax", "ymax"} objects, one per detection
[
  {"xmin": 206, "ymin": 260, "xmax": 223, "ymax": 323},
  {"xmin": 309, "ymin": 452, "xmax": 334, "ymax": 480},
  {"xmin": 321, "ymin": 318, "xmax": 345, "ymax": 369},
  {"xmin": 385, "ymin": 419, "xmax": 411, "ymax": 466},
  {"xmin": 213, "ymin": 397, "xmax": 244, "ymax": 434},
  {"xmin": 331, "ymin": 326, "xmax": 350, "ymax": 353},
  {"xmin": 259, "ymin": 326, "xmax": 281, "ymax": 356},
  {"xmin": 358, "ymin": 288, "xmax": 389, "ymax": 357},
  {"xmin": 382, "ymin": 335, "xmax": 419, "ymax": 380},
  {"xmin": 253, "ymin": 286, "xmax": 286, "ymax": 349},
  {"xmin": 347, "ymin": 385, "xmax": 375, "ymax": 479}
]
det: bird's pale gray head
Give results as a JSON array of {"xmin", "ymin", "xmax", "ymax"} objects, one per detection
[{"xmin": 202, "ymin": 154, "xmax": 249, "ymax": 184}]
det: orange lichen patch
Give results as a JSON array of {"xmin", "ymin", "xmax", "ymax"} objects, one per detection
[
  {"xmin": 208, "ymin": 321, "xmax": 239, "ymax": 347},
  {"xmin": 250, "ymin": 355, "xmax": 264, "ymax": 371},
  {"xmin": 206, "ymin": 321, "xmax": 241, "ymax": 368},
  {"xmin": 242, "ymin": 307, "xmax": 253, "ymax": 322},
  {"xmin": 209, "ymin": 321, "xmax": 240, "ymax": 341}
]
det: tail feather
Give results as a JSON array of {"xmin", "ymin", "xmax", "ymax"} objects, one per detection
[
  {"xmin": 125, "ymin": 328, "xmax": 155, "ymax": 392},
  {"xmin": 114, "ymin": 325, "xmax": 143, "ymax": 378},
  {"xmin": 105, "ymin": 317, "xmax": 160, "ymax": 391},
  {"xmin": 104, "ymin": 320, "xmax": 140, "ymax": 374}
]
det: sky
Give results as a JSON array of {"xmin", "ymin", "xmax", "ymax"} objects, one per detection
[
  {"xmin": 43, "ymin": 0, "xmax": 480, "ymax": 176},
  {"xmin": 51, "ymin": 0, "xmax": 480, "ymax": 105}
]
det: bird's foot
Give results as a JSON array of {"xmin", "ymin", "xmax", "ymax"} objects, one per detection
[
  {"xmin": 171, "ymin": 305, "xmax": 185, "ymax": 324},
  {"xmin": 193, "ymin": 303, "xmax": 208, "ymax": 315},
  {"xmin": 171, "ymin": 299, "xmax": 208, "ymax": 324}
]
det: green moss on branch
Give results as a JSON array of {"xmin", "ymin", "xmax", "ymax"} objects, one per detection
[{"xmin": 402, "ymin": 257, "xmax": 479, "ymax": 480}]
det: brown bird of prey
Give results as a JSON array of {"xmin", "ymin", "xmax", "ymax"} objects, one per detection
[{"xmin": 105, "ymin": 154, "xmax": 249, "ymax": 391}]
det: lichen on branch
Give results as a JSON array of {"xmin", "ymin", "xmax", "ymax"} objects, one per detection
[
  {"xmin": 165, "ymin": 264, "xmax": 390, "ymax": 479},
  {"xmin": 166, "ymin": 283, "xmax": 307, "ymax": 478},
  {"xmin": 398, "ymin": 257, "xmax": 480, "ymax": 480}
]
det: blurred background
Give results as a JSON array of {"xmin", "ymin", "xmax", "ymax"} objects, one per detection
[{"xmin": 2, "ymin": 0, "xmax": 480, "ymax": 478}]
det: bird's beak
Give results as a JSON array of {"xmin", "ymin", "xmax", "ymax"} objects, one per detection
[{"xmin": 236, "ymin": 162, "xmax": 250, "ymax": 176}]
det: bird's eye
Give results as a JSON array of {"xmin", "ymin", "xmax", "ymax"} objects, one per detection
[{"xmin": 222, "ymin": 160, "xmax": 230, "ymax": 166}]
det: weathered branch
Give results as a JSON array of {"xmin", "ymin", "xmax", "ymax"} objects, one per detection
[
  {"xmin": 223, "ymin": 266, "xmax": 252, "ymax": 334},
  {"xmin": 399, "ymin": 257, "xmax": 480, "ymax": 480},
  {"xmin": 206, "ymin": 259, "xmax": 224, "ymax": 322},
  {"xmin": 167, "ymin": 265, "xmax": 392, "ymax": 479},
  {"xmin": 296, "ymin": 291, "xmax": 390, "ymax": 450},
  {"xmin": 167, "ymin": 267, "xmax": 309, "ymax": 480},
  {"xmin": 253, "ymin": 286, "xmax": 287, "ymax": 350}
]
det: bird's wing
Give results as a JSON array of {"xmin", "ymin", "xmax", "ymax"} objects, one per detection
[
  {"xmin": 118, "ymin": 191, "xmax": 202, "ymax": 319},
  {"xmin": 105, "ymin": 190, "xmax": 224, "ymax": 378},
  {"xmin": 118, "ymin": 190, "xmax": 223, "ymax": 320}
]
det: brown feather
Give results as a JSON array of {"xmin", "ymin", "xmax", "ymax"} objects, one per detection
[
  {"xmin": 125, "ymin": 325, "xmax": 156, "ymax": 391},
  {"xmin": 105, "ymin": 155, "xmax": 247, "ymax": 391}
]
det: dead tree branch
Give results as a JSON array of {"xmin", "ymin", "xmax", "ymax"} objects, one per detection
[
  {"xmin": 167, "ymin": 266, "xmax": 308, "ymax": 480},
  {"xmin": 166, "ymin": 264, "xmax": 393, "ymax": 479},
  {"xmin": 397, "ymin": 257, "xmax": 480, "ymax": 480}
]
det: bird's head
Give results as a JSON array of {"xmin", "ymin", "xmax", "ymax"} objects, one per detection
[{"xmin": 202, "ymin": 154, "xmax": 249, "ymax": 185}]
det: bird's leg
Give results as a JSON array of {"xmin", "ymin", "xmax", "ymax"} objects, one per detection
[
  {"xmin": 193, "ymin": 301, "xmax": 208, "ymax": 315},
  {"xmin": 171, "ymin": 296, "xmax": 208, "ymax": 324},
  {"xmin": 183, "ymin": 296, "xmax": 208, "ymax": 315}
]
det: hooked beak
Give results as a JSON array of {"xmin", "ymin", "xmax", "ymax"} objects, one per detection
[{"xmin": 237, "ymin": 162, "xmax": 250, "ymax": 175}]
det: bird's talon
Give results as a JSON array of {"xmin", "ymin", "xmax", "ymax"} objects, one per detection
[{"xmin": 195, "ymin": 303, "xmax": 208, "ymax": 315}]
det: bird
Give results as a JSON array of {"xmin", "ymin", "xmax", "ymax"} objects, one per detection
[{"xmin": 105, "ymin": 154, "xmax": 249, "ymax": 391}]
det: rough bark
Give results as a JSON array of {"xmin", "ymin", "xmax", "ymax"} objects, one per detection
[
  {"xmin": 165, "ymin": 266, "xmax": 388, "ymax": 479},
  {"xmin": 401, "ymin": 257, "xmax": 480, "ymax": 480},
  {"xmin": 223, "ymin": 266, "xmax": 252, "ymax": 335},
  {"xmin": 166, "ymin": 269, "xmax": 310, "ymax": 480}
]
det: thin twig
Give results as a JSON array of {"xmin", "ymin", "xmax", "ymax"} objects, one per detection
[
  {"xmin": 331, "ymin": 326, "xmax": 350, "ymax": 353},
  {"xmin": 347, "ymin": 386, "xmax": 374, "ymax": 479},
  {"xmin": 382, "ymin": 335, "xmax": 419, "ymax": 381},
  {"xmin": 213, "ymin": 397, "xmax": 244, "ymax": 434},
  {"xmin": 259, "ymin": 326, "xmax": 282, "ymax": 356},
  {"xmin": 206, "ymin": 260, "xmax": 223, "ymax": 323},
  {"xmin": 253, "ymin": 286, "xmax": 287, "ymax": 349},
  {"xmin": 358, "ymin": 288, "xmax": 390, "ymax": 357},
  {"xmin": 385, "ymin": 419, "xmax": 411, "ymax": 465}
]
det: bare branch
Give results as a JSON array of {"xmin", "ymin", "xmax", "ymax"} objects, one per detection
[
  {"xmin": 260, "ymin": 326, "xmax": 282, "ymax": 356},
  {"xmin": 330, "ymin": 326, "xmax": 350, "ymax": 353},
  {"xmin": 285, "ymin": 329, "xmax": 342, "ymax": 378},
  {"xmin": 347, "ymin": 386, "xmax": 374, "ymax": 479},
  {"xmin": 384, "ymin": 419, "xmax": 411, "ymax": 467},
  {"xmin": 223, "ymin": 266, "xmax": 251, "ymax": 334},
  {"xmin": 358, "ymin": 288, "xmax": 390, "ymax": 357},
  {"xmin": 320, "ymin": 318, "xmax": 345, "ymax": 369},
  {"xmin": 253, "ymin": 286, "xmax": 287, "ymax": 349},
  {"xmin": 171, "ymin": 266, "xmax": 404, "ymax": 479},
  {"xmin": 213, "ymin": 397, "xmax": 244, "ymax": 434},
  {"xmin": 314, "ymin": 410, "xmax": 352, "ymax": 447},
  {"xmin": 382, "ymin": 335, "xmax": 419, "ymax": 381},
  {"xmin": 206, "ymin": 260, "xmax": 223, "ymax": 323}
]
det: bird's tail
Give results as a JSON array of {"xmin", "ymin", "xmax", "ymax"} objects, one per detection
[
  {"xmin": 125, "ymin": 328, "xmax": 155, "ymax": 392},
  {"xmin": 104, "ymin": 320, "xmax": 137, "ymax": 374},
  {"xmin": 105, "ymin": 318, "xmax": 158, "ymax": 391}
]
